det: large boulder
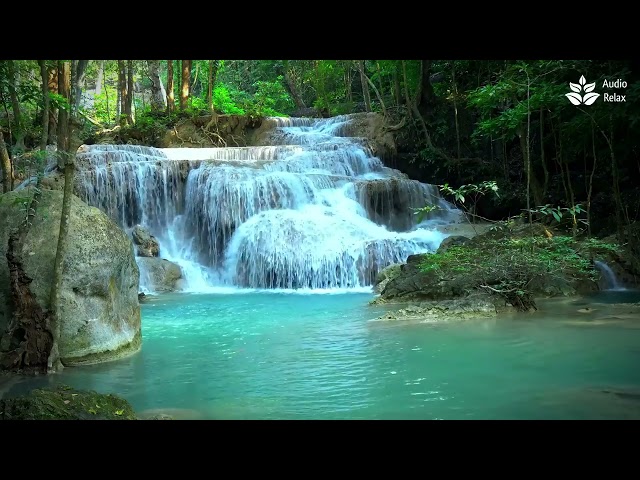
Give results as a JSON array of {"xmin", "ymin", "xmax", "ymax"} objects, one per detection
[
  {"xmin": 137, "ymin": 257, "xmax": 183, "ymax": 293},
  {"xmin": 0, "ymin": 190, "xmax": 141, "ymax": 366},
  {"xmin": 132, "ymin": 225, "xmax": 160, "ymax": 257}
]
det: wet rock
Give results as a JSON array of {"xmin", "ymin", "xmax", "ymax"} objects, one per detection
[
  {"xmin": 137, "ymin": 257, "xmax": 183, "ymax": 293},
  {"xmin": 373, "ymin": 263, "xmax": 402, "ymax": 294},
  {"xmin": 132, "ymin": 225, "xmax": 160, "ymax": 258},
  {"xmin": 371, "ymin": 294, "xmax": 510, "ymax": 323}
]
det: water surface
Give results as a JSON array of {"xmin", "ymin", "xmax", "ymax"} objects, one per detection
[{"xmin": 4, "ymin": 292, "xmax": 640, "ymax": 420}]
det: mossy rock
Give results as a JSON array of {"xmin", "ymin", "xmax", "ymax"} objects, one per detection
[{"xmin": 0, "ymin": 385, "xmax": 137, "ymax": 420}]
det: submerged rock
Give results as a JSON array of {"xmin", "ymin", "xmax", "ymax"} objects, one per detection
[
  {"xmin": 371, "ymin": 294, "xmax": 511, "ymax": 324},
  {"xmin": 0, "ymin": 385, "xmax": 137, "ymax": 420},
  {"xmin": 132, "ymin": 225, "xmax": 160, "ymax": 257},
  {"xmin": 0, "ymin": 190, "xmax": 141, "ymax": 366},
  {"xmin": 137, "ymin": 257, "xmax": 183, "ymax": 292}
]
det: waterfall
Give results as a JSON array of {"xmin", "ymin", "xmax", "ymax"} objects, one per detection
[
  {"xmin": 593, "ymin": 260, "xmax": 625, "ymax": 291},
  {"xmin": 75, "ymin": 114, "xmax": 462, "ymax": 293}
]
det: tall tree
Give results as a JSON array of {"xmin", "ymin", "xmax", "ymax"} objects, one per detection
[
  {"xmin": 358, "ymin": 60, "xmax": 371, "ymax": 112},
  {"xmin": 117, "ymin": 60, "xmax": 127, "ymax": 125},
  {"xmin": 48, "ymin": 138, "xmax": 75, "ymax": 372},
  {"xmin": 166, "ymin": 60, "xmax": 175, "ymax": 113},
  {"xmin": 0, "ymin": 130, "xmax": 12, "ymax": 192},
  {"xmin": 74, "ymin": 60, "xmax": 89, "ymax": 113},
  {"xmin": 147, "ymin": 60, "xmax": 166, "ymax": 111},
  {"xmin": 56, "ymin": 61, "xmax": 71, "ymax": 164},
  {"xmin": 38, "ymin": 60, "xmax": 50, "ymax": 151},
  {"xmin": 6, "ymin": 60, "xmax": 25, "ymax": 152},
  {"xmin": 125, "ymin": 60, "xmax": 134, "ymax": 123},
  {"xmin": 47, "ymin": 65, "xmax": 58, "ymax": 145},
  {"xmin": 180, "ymin": 60, "xmax": 192, "ymax": 110},
  {"xmin": 206, "ymin": 60, "xmax": 220, "ymax": 112},
  {"xmin": 95, "ymin": 60, "xmax": 104, "ymax": 95},
  {"xmin": 283, "ymin": 60, "xmax": 306, "ymax": 110}
]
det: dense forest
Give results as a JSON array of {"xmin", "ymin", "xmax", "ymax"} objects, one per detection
[{"xmin": 1, "ymin": 59, "xmax": 639, "ymax": 240}]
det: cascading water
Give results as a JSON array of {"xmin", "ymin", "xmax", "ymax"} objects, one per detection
[
  {"xmin": 593, "ymin": 260, "xmax": 625, "ymax": 291},
  {"xmin": 75, "ymin": 114, "xmax": 462, "ymax": 293}
]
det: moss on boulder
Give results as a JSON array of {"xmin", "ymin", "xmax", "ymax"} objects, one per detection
[
  {"xmin": 0, "ymin": 385, "xmax": 137, "ymax": 420},
  {"xmin": 375, "ymin": 224, "xmax": 622, "ymax": 311}
]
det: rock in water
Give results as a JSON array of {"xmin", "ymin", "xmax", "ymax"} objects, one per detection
[
  {"xmin": 0, "ymin": 385, "xmax": 137, "ymax": 420},
  {"xmin": 137, "ymin": 257, "xmax": 183, "ymax": 292},
  {"xmin": 131, "ymin": 224, "xmax": 160, "ymax": 257},
  {"xmin": 373, "ymin": 263, "xmax": 402, "ymax": 294},
  {"xmin": 0, "ymin": 190, "xmax": 141, "ymax": 366}
]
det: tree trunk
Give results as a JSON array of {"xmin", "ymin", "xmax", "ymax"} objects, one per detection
[
  {"xmin": 540, "ymin": 108, "xmax": 549, "ymax": 198},
  {"xmin": 70, "ymin": 61, "xmax": 77, "ymax": 115},
  {"xmin": 47, "ymin": 66, "xmax": 58, "ymax": 145},
  {"xmin": 7, "ymin": 60, "xmax": 25, "ymax": 152},
  {"xmin": 609, "ymin": 117, "xmax": 624, "ymax": 242},
  {"xmin": 393, "ymin": 62, "xmax": 402, "ymax": 106},
  {"xmin": 586, "ymin": 124, "xmax": 597, "ymax": 237},
  {"xmin": 48, "ymin": 148, "xmax": 75, "ymax": 372},
  {"xmin": 166, "ymin": 60, "xmax": 175, "ymax": 113},
  {"xmin": 0, "ymin": 130, "xmax": 12, "ymax": 193},
  {"xmin": 117, "ymin": 60, "xmax": 127, "ymax": 125},
  {"xmin": 358, "ymin": 60, "xmax": 371, "ymax": 112},
  {"xmin": 452, "ymin": 62, "xmax": 461, "ymax": 160},
  {"xmin": 74, "ymin": 60, "xmax": 89, "ymax": 113},
  {"xmin": 206, "ymin": 60, "xmax": 219, "ymax": 111},
  {"xmin": 402, "ymin": 60, "xmax": 434, "ymax": 149},
  {"xmin": 417, "ymin": 59, "xmax": 436, "ymax": 121},
  {"xmin": 126, "ymin": 60, "xmax": 134, "ymax": 123},
  {"xmin": 57, "ymin": 61, "xmax": 71, "ymax": 164},
  {"xmin": 147, "ymin": 60, "xmax": 166, "ymax": 111},
  {"xmin": 360, "ymin": 66, "xmax": 386, "ymax": 116},
  {"xmin": 345, "ymin": 61, "xmax": 353, "ymax": 103},
  {"xmin": 283, "ymin": 61, "xmax": 306, "ymax": 110},
  {"xmin": 180, "ymin": 60, "xmax": 191, "ymax": 110},
  {"xmin": 95, "ymin": 60, "xmax": 104, "ymax": 95},
  {"xmin": 38, "ymin": 60, "xmax": 50, "ymax": 151},
  {"xmin": 517, "ymin": 125, "xmax": 544, "ymax": 211}
]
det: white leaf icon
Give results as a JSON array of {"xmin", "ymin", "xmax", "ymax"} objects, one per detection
[
  {"xmin": 566, "ymin": 92, "xmax": 583, "ymax": 105},
  {"xmin": 570, "ymin": 82, "xmax": 581, "ymax": 93},
  {"xmin": 579, "ymin": 75, "xmax": 586, "ymax": 86},
  {"xmin": 584, "ymin": 82, "xmax": 596, "ymax": 93},
  {"xmin": 583, "ymin": 92, "xmax": 600, "ymax": 105}
]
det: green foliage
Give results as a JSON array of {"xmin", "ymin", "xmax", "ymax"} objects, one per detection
[
  {"xmin": 418, "ymin": 231, "xmax": 602, "ymax": 310},
  {"xmin": 246, "ymin": 78, "xmax": 293, "ymax": 116},
  {"xmin": 212, "ymin": 85, "xmax": 245, "ymax": 115}
]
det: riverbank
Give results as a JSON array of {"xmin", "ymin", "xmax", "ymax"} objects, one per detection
[{"xmin": 372, "ymin": 221, "xmax": 640, "ymax": 321}]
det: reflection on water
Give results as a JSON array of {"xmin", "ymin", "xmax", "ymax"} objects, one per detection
[{"xmin": 2, "ymin": 292, "xmax": 639, "ymax": 420}]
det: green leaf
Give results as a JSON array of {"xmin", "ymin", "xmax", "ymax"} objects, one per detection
[{"xmin": 552, "ymin": 211, "xmax": 561, "ymax": 222}]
